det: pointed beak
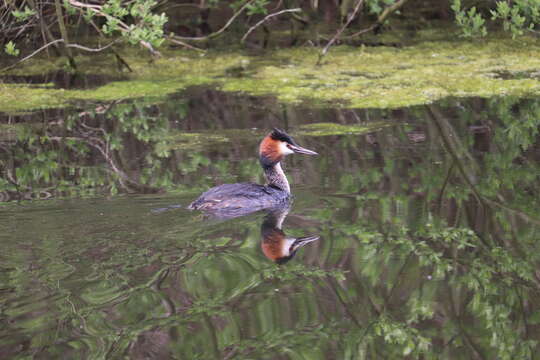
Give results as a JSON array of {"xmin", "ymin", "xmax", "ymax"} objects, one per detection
[
  {"xmin": 289, "ymin": 144, "xmax": 318, "ymax": 155},
  {"xmin": 291, "ymin": 235, "xmax": 320, "ymax": 251}
]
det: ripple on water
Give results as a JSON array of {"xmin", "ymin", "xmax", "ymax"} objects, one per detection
[{"xmin": 1, "ymin": 94, "xmax": 540, "ymax": 359}]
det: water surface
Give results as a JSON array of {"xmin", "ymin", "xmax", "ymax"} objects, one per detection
[{"xmin": 1, "ymin": 89, "xmax": 540, "ymax": 359}]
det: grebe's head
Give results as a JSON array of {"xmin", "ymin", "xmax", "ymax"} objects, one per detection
[
  {"xmin": 261, "ymin": 208, "xmax": 319, "ymax": 264},
  {"xmin": 261, "ymin": 229, "xmax": 320, "ymax": 264},
  {"xmin": 259, "ymin": 128, "xmax": 317, "ymax": 167}
]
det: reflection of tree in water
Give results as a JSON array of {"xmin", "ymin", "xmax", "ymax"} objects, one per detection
[
  {"xmin": 0, "ymin": 89, "xmax": 299, "ymax": 201},
  {"xmin": 1, "ymin": 91, "xmax": 540, "ymax": 358},
  {"xmin": 0, "ymin": 101, "xmax": 169, "ymax": 200},
  {"xmin": 309, "ymin": 97, "xmax": 540, "ymax": 358}
]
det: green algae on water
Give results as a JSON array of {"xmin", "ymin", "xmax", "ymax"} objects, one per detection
[
  {"xmin": 164, "ymin": 132, "xmax": 230, "ymax": 151},
  {"xmin": 297, "ymin": 122, "xmax": 392, "ymax": 136},
  {"xmin": 2, "ymin": 32, "xmax": 540, "ymax": 113}
]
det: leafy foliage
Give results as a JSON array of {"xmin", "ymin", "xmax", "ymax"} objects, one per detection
[
  {"xmin": 2, "ymin": 0, "xmax": 540, "ymax": 69},
  {"xmin": 366, "ymin": 0, "xmax": 399, "ymax": 16},
  {"xmin": 70, "ymin": 0, "xmax": 167, "ymax": 47},
  {"xmin": 452, "ymin": 0, "xmax": 487, "ymax": 37},
  {"xmin": 4, "ymin": 41, "xmax": 19, "ymax": 56},
  {"xmin": 453, "ymin": 0, "xmax": 540, "ymax": 38},
  {"xmin": 11, "ymin": 5, "xmax": 36, "ymax": 21},
  {"xmin": 491, "ymin": 0, "xmax": 540, "ymax": 38}
]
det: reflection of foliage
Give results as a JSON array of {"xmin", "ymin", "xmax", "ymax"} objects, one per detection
[
  {"xmin": 1, "ymin": 92, "xmax": 540, "ymax": 359},
  {"xmin": 0, "ymin": 98, "xmax": 210, "ymax": 200},
  {"xmin": 224, "ymin": 322, "xmax": 342, "ymax": 359},
  {"xmin": 307, "ymin": 97, "xmax": 540, "ymax": 359},
  {"xmin": 261, "ymin": 263, "xmax": 346, "ymax": 281},
  {"xmin": 352, "ymin": 219, "xmax": 537, "ymax": 358}
]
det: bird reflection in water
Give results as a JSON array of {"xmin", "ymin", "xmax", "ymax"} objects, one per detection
[{"xmin": 260, "ymin": 206, "xmax": 319, "ymax": 264}]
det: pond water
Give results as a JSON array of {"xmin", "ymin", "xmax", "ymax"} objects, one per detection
[{"xmin": 1, "ymin": 88, "xmax": 540, "ymax": 359}]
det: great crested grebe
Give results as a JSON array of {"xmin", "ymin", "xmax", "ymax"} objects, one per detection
[
  {"xmin": 261, "ymin": 207, "xmax": 319, "ymax": 264},
  {"xmin": 188, "ymin": 128, "xmax": 317, "ymax": 215}
]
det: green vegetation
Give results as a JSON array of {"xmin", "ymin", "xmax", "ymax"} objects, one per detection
[
  {"xmin": 2, "ymin": 1, "xmax": 540, "ymax": 113},
  {"xmin": 1, "ymin": 1, "xmax": 539, "ymax": 86},
  {"xmin": 298, "ymin": 122, "xmax": 392, "ymax": 136},
  {"xmin": 1, "ymin": 1, "xmax": 540, "ymax": 359},
  {"xmin": 2, "ymin": 1, "xmax": 539, "ymax": 58},
  {"xmin": 453, "ymin": 0, "xmax": 540, "ymax": 38},
  {"xmin": 1, "ymin": 34, "xmax": 540, "ymax": 113}
]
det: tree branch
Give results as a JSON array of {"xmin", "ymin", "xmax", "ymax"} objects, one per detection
[
  {"xmin": 0, "ymin": 39, "xmax": 118, "ymax": 73},
  {"xmin": 166, "ymin": 37, "xmax": 205, "ymax": 52},
  {"xmin": 241, "ymin": 8, "xmax": 302, "ymax": 43},
  {"xmin": 343, "ymin": 0, "xmax": 410, "ymax": 39},
  {"xmin": 0, "ymin": 39, "xmax": 63, "ymax": 73},
  {"xmin": 170, "ymin": 0, "xmax": 255, "ymax": 42},
  {"xmin": 377, "ymin": 0, "xmax": 409, "ymax": 24},
  {"xmin": 317, "ymin": 0, "xmax": 364, "ymax": 65},
  {"xmin": 54, "ymin": 0, "xmax": 76, "ymax": 68},
  {"xmin": 67, "ymin": 0, "xmax": 160, "ymax": 56}
]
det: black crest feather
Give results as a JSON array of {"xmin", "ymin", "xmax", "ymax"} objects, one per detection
[{"xmin": 270, "ymin": 128, "xmax": 296, "ymax": 145}]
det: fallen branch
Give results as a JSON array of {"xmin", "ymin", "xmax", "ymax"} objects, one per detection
[
  {"xmin": 167, "ymin": 36, "xmax": 205, "ymax": 52},
  {"xmin": 241, "ymin": 8, "xmax": 302, "ymax": 43}
]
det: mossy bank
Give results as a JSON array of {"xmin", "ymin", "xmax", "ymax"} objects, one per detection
[{"xmin": 1, "ymin": 33, "xmax": 540, "ymax": 113}]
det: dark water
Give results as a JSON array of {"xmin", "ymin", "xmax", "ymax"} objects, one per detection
[{"xmin": 1, "ymin": 89, "xmax": 540, "ymax": 359}]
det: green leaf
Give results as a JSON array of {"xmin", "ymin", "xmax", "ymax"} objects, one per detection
[{"xmin": 4, "ymin": 41, "xmax": 20, "ymax": 56}]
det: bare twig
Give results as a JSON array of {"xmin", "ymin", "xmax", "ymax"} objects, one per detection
[
  {"xmin": 0, "ymin": 39, "xmax": 118, "ymax": 73},
  {"xmin": 341, "ymin": 24, "xmax": 377, "ymax": 39},
  {"xmin": 171, "ymin": 0, "xmax": 255, "ymax": 41},
  {"xmin": 343, "ymin": 0, "xmax": 410, "ymax": 39},
  {"xmin": 154, "ymin": 2, "xmax": 201, "ymax": 12},
  {"xmin": 527, "ymin": 28, "xmax": 540, "ymax": 37},
  {"xmin": 0, "ymin": 39, "xmax": 63, "ymax": 73},
  {"xmin": 271, "ymin": 0, "xmax": 284, "ymax": 11},
  {"xmin": 167, "ymin": 37, "xmax": 205, "ymax": 52},
  {"xmin": 317, "ymin": 0, "xmax": 364, "ymax": 65},
  {"xmin": 67, "ymin": 40, "xmax": 119, "ymax": 52},
  {"xmin": 241, "ymin": 8, "xmax": 302, "ymax": 43},
  {"xmin": 376, "ymin": 0, "xmax": 409, "ymax": 25}
]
